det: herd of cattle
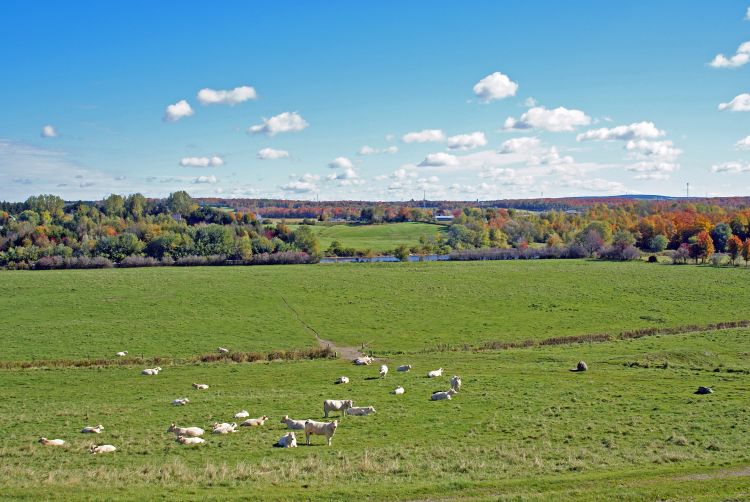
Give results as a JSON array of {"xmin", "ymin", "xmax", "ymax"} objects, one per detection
[{"xmin": 37, "ymin": 349, "xmax": 463, "ymax": 453}]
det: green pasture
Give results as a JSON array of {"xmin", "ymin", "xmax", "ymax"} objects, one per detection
[{"xmin": 288, "ymin": 222, "xmax": 446, "ymax": 253}]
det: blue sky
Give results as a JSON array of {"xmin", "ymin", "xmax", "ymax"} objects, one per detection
[{"xmin": 2, "ymin": 0, "xmax": 750, "ymax": 201}]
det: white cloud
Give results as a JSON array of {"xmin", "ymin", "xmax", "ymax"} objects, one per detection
[
  {"xmin": 390, "ymin": 167, "xmax": 418, "ymax": 180},
  {"xmin": 627, "ymin": 161, "xmax": 679, "ymax": 173},
  {"xmin": 504, "ymin": 106, "xmax": 591, "ymax": 132},
  {"xmin": 576, "ymin": 121, "xmax": 665, "ymax": 141},
  {"xmin": 257, "ymin": 147, "xmax": 290, "ymax": 160},
  {"xmin": 710, "ymin": 161, "xmax": 750, "ymax": 173},
  {"xmin": 192, "ymin": 175, "xmax": 218, "ymax": 184},
  {"xmin": 446, "ymin": 132, "xmax": 487, "ymax": 150},
  {"xmin": 529, "ymin": 146, "xmax": 574, "ymax": 166},
  {"xmin": 634, "ymin": 172, "xmax": 670, "ymax": 181},
  {"xmin": 419, "ymin": 152, "xmax": 458, "ymax": 167},
  {"xmin": 358, "ymin": 145, "xmax": 398, "ymax": 155},
  {"xmin": 281, "ymin": 173, "xmax": 319, "ymax": 193},
  {"xmin": 709, "ymin": 41, "xmax": 750, "ymax": 68},
  {"xmin": 472, "ymin": 71, "xmax": 518, "ymax": 102},
  {"xmin": 479, "ymin": 167, "xmax": 534, "ymax": 187},
  {"xmin": 735, "ymin": 135, "xmax": 750, "ymax": 150},
  {"xmin": 41, "ymin": 125, "xmax": 57, "ymax": 138},
  {"xmin": 249, "ymin": 112, "xmax": 308, "ymax": 135},
  {"xmin": 499, "ymin": 136, "xmax": 540, "ymax": 153},
  {"xmin": 719, "ymin": 93, "xmax": 750, "ymax": 111},
  {"xmin": 328, "ymin": 156, "xmax": 354, "ymax": 169},
  {"xmin": 180, "ymin": 156, "xmax": 224, "ymax": 167},
  {"xmin": 523, "ymin": 97, "xmax": 537, "ymax": 107},
  {"xmin": 164, "ymin": 99, "xmax": 194, "ymax": 122},
  {"xmin": 746, "ymin": 7, "xmax": 750, "ymax": 20},
  {"xmin": 562, "ymin": 177, "xmax": 626, "ymax": 193},
  {"xmin": 625, "ymin": 140, "xmax": 682, "ymax": 161},
  {"xmin": 402, "ymin": 129, "xmax": 445, "ymax": 143},
  {"xmin": 197, "ymin": 86, "xmax": 257, "ymax": 105},
  {"xmin": 326, "ymin": 167, "xmax": 363, "ymax": 185}
]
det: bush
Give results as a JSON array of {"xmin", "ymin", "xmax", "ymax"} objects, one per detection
[
  {"xmin": 250, "ymin": 251, "xmax": 316, "ymax": 265},
  {"xmin": 450, "ymin": 246, "xmax": 587, "ymax": 261},
  {"xmin": 119, "ymin": 256, "xmax": 160, "ymax": 268}
]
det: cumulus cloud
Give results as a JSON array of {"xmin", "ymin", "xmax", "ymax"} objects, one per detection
[
  {"xmin": 281, "ymin": 173, "xmax": 319, "ymax": 193},
  {"xmin": 472, "ymin": 71, "xmax": 518, "ymax": 102},
  {"xmin": 419, "ymin": 152, "xmax": 458, "ymax": 167},
  {"xmin": 746, "ymin": 7, "xmax": 750, "ymax": 20},
  {"xmin": 719, "ymin": 93, "xmax": 750, "ymax": 111},
  {"xmin": 257, "ymin": 147, "xmax": 290, "ymax": 160},
  {"xmin": 327, "ymin": 156, "xmax": 354, "ymax": 169},
  {"xmin": 164, "ymin": 99, "xmax": 194, "ymax": 122},
  {"xmin": 504, "ymin": 106, "xmax": 591, "ymax": 132},
  {"xmin": 709, "ymin": 41, "xmax": 750, "ymax": 68},
  {"xmin": 326, "ymin": 167, "xmax": 363, "ymax": 185},
  {"xmin": 402, "ymin": 129, "xmax": 446, "ymax": 143},
  {"xmin": 499, "ymin": 136, "xmax": 540, "ymax": 154},
  {"xmin": 193, "ymin": 175, "xmax": 218, "ymax": 184},
  {"xmin": 710, "ymin": 161, "xmax": 750, "ymax": 173},
  {"xmin": 627, "ymin": 161, "xmax": 678, "ymax": 180},
  {"xmin": 562, "ymin": 177, "xmax": 626, "ymax": 193},
  {"xmin": 41, "ymin": 125, "xmax": 57, "ymax": 138},
  {"xmin": 249, "ymin": 112, "xmax": 308, "ymax": 135},
  {"xmin": 529, "ymin": 146, "xmax": 574, "ymax": 166},
  {"xmin": 735, "ymin": 135, "xmax": 750, "ymax": 150},
  {"xmin": 625, "ymin": 140, "xmax": 682, "ymax": 161},
  {"xmin": 576, "ymin": 122, "xmax": 665, "ymax": 141},
  {"xmin": 446, "ymin": 132, "xmax": 487, "ymax": 150},
  {"xmin": 197, "ymin": 86, "xmax": 257, "ymax": 105},
  {"xmin": 634, "ymin": 172, "xmax": 670, "ymax": 181},
  {"xmin": 180, "ymin": 156, "xmax": 224, "ymax": 167},
  {"xmin": 358, "ymin": 145, "xmax": 398, "ymax": 155}
]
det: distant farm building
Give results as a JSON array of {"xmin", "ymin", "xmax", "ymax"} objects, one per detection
[{"xmin": 435, "ymin": 214, "xmax": 454, "ymax": 223}]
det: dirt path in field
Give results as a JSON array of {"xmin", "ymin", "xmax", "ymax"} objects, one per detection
[{"xmin": 280, "ymin": 296, "xmax": 364, "ymax": 360}]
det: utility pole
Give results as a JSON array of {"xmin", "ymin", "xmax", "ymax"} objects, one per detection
[{"xmin": 686, "ymin": 182, "xmax": 690, "ymax": 198}]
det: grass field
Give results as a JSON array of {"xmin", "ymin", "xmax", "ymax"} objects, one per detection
[
  {"xmin": 2, "ymin": 260, "xmax": 750, "ymax": 500},
  {"xmin": 2, "ymin": 260, "xmax": 750, "ymax": 360},
  {"xmin": 288, "ymin": 222, "xmax": 446, "ymax": 253}
]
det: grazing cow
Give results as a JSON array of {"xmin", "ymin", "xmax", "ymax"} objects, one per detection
[
  {"xmin": 172, "ymin": 398, "xmax": 190, "ymax": 406},
  {"xmin": 89, "ymin": 444, "xmax": 116, "ymax": 454},
  {"xmin": 323, "ymin": 399, "xmax": 353, "ymax": 418},
  {"xmin": 192, "ymin": 383, "xmax": 209, "ymax": 390},
  {"xmin": 115, "ymin": 351, "xmax": 128, "ymax": 357},
  {"xmin": 427, "ymin": 368, "xmax": 444, "ymax": 378},
  {"xmin": 218, "ymin": 347, "xmax": 230, "ymax": 354},
  {"xmin": 346, "ymin": 406, "xmax": 376, "ymax": 416},
  {"xmin": 304, "ymin": 420, "xmax": 338, "ymax": 446},
  {"xmin": 167, "ymin": 423, "xmax": 204, "ymax": 437},
  {"xmin": 277, "ymin": 432, "xmax": 297, "ymax": 448},
  {"xmin": 431, "ymin": 389, "xmax": 457, "ymax": 401},
  {"xmin": 38, "ymin": 437, "xmax": 65, "ymax": 446},
  {"xmin": 450, "ymin": 376, "xmax": 462, "ymax": 392},
  {"xmin": 396, "ymin": 364, "xmax": 412, "ymax": 372},
  {"xmin": 177, "ymin": 435, "xmax": 205, "ymax": 445},
  {"xmin": 141, "ymin": 367, "xmax": 162, "ymax": 376},
  {"xmin": 335, "ymin": 376, "xmax": 350, "ymax": 384},
  {"xmin": 392, "ymin": 386, "xmax": 405, "ymax": 395},
  {"xmin": 280, "ymin": 415, "xmax": 306, "ymax": 430},
  {"xmin": 379, "ymin": 365, "xmax": 388, "ymax": 378},
  {"xmin": 695, "ymin": 386, "xmax": 714, "ymax": 395},
  {"xmin": 572, "ymin": 361, "xmax": 588, "ymax": 372},
  {"xmin": 234, "ymin": 410, "xmax": 250, "ymax": 418},
  {"xmin": 240, "ymin": 416, "xmax": 269, "ymax": 427},
  {"xmin": 81, "ymin": 424, "xmax": 104, "ymax": 434}
]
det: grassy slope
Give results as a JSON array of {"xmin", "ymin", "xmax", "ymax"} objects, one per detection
[
  {"xmin": 289, "ymin": 222, "xmax": 446, "ymax": 252},
  {"xmin": 2, "ymin": 261, "xmax": 750, "ymax": 360},
  {"xmin": 1, "ymin": 329, "xmax": 749, "ymax": 500}
]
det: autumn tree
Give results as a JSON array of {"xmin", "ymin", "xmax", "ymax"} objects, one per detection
[
  {"xmin": 742, "ymin": 238, "xmax": 750, "ymax": 267},
  {"xmin": 689, "ymin": 230, "xmax": 714, "ymax": 264},
  {"xmin": 727, "ymin": 235, "xmax": 743, "ymax": 265}
]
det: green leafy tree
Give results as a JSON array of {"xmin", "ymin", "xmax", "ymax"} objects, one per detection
[
  {"xmin": 649, "ymin": 234, "xmax": 668, "ymax": 252},
  {"xmin": 291, "ymin": 225, "xmax": 320, "ymax": 256},
  {"xmin": 193, "ymin": 224, "xmax": 234, "ymax": 256},
  {"xmin": 710, "ymin": 222, "xmax": 732, "ymax": 252},
  {"xmin": 394, "ymin": 243, "xmax": 410, "ymax": 262},
  {"xmin": 103, "ymin": 194, "xmax": 125, "ymax": 217},
  {"xmin": 166, "ymin": 191, "xmax": 193, "ymax": 216}
]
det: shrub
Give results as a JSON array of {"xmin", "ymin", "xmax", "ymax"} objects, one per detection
[{"xmin": 119, "ymin": 256, "xmax": 160, "ymax": 268}]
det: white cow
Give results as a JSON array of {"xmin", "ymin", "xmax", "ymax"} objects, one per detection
[
  {"xmin": 277, "ymin": 432, "xmax": 297, "ymax": 448},
  {"xmin": 81, "ymin": 424, "xmax": 104, "ymax": 434},
  {"xmin": 167, "ymin": 423, "xmax": 204, "ymax": 437},
  {"xmin": 379, "ymin": 365, "xmax": 388, "ymax": 378},
  {"xmin": 392, "ymin": 386, "xmax": 405, "ymax": 395},
  {"xmin": 192, "ymin": 383, "xmax": 209, "ymax": 390},
  {"xmin": 396, "ymin": 364, "xmax": 412, "ymax": 372},
  {"xmin": 431, "ymin": 389, "xmax": 457, "ymax": 401},
  {"xmin": 218, "ymin": 347, "xmax": 230, "ymax": 354},
  {"xmin": 177, "ymin": 435, "xmax": 205, "ymax": 445},
  {"xmin": 172, "ymin": 398, "xmax": 190, "ymax": 406},
  {"xmin": 335, "ymin": 376, "xmax": 350, "ymax": 384},
  {"xmin": 240, "ymin": 416, "xmax": 269, "ymax": 427},
  {"xmin": 346, "ymin": 406, "xmax": 376, "ymax": 416},
  {"xmin": 427, "ymin": 368, "xmax": 444, "ymax": 378},
  {"xmin": 39, "ymin": 437, "xmax": 65, "ymax": 446},
  {"xmin": 451, "ymin": 375, "xmax": 462, "ymax": 392},
  {"xmin": 212, "ymin": 422, "xmax": 238, "ymax": 434},
  {"xmin": 323, "ymin": 399, "xmax": 353, "ymax": 418},
  {"xmin": 234, "ymin": 410, "xmax": 250, "ymax": 418},
  {"xmin": 115, "ymin": 351, "xmax": 128, "ymax": 357},
  {"xmin": 353, "ymin": 356, "xmax": 373, "ymax": 366},
  {"xmin": 280, "ymin": 415, "xmax": 306, "ymax": 430},
  {"xmin": 89, "ymin": 444, "xmax": 116, "ymax": 454},
  {"xmin": 141, "ymin": 367, "xmax": 162, "ymax": 375},
  {"xmin": 304, "ymin": 420, "xmax": 338, "ymax": 446}
]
